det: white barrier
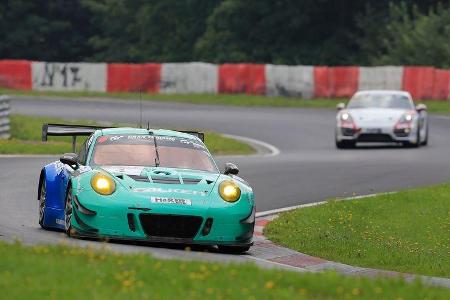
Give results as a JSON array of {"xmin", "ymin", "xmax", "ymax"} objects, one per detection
[
  {"xmin": 0, "ymin": 95, "xmax": 10, "ymax": 139},
  {"xmin": 160, "ymin": 62, "xmax": 218, "ymax": 94},
  {"xmin": 358, "ymin": 66, "xmax": 403, "ymax": 91},
  {"xmin": 32, "ymin": 62, "xmax": 107, "ymax": 92},
  {"xmin": 265, "ymin": 65, "xmax": 314, "ymax": 98}
]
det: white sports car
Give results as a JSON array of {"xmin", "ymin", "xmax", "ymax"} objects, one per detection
[{"xmin": 335, "ymin": 90, "xmax": 428, "ymax": 148}]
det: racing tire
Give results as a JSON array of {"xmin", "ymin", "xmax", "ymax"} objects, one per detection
[
  {"xmin": 421, "ymin": 123, "xmax": 429, "ymax": 146},
  {"xmin": 38, "ymin": 179, "xmax": 48, "ymax": 229},
  {"xmin": 403, "ymin": 124, "xmax": 421, "ymax": 148},
  {"xmin": 64, "ymin": 186, "xmax": 74, "ymax": 237},
  {"xmin": 218, "ymin": 245, "xmax": 251, "ymax": 254},
  {"xmin": 336, "ymin": 140, "xmax": 356, "ymax": 149}
]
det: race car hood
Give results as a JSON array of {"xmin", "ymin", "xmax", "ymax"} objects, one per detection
[
  {"xmin": 99, "ymin": 165, "xmax": 221, "ymax": 205},
  {"xmin": 347, "ymin": 108, "xmax": 409, "ymax": 128}
]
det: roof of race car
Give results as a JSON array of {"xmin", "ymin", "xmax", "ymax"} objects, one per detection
[
  {"xmin": 94, "ymin": 127, "xmax": 202, "ymax": 141},
  {"xmin": 354, "ymin": 90, "xmax": 412, "ymax": 97}
]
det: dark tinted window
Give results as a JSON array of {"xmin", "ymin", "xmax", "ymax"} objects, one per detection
[
  {"xmin": 91, "ymin": 134, "xmax": 217, "ymax": 172},
  {"xmin": 348, "ymin": 94, "xmax": 413, "ymax": 109}
]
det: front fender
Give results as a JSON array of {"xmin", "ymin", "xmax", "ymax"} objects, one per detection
[{"xmin": 41, "ymin": 161, "xmax": 70, "ymax": 210}]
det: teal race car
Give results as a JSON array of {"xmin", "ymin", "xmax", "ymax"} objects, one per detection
[{"xmin": 38, "ymin": 124, "xmax": 255, "ymax": 253}]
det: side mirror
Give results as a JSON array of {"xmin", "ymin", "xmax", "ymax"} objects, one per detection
[
  {"xmin": 60, "ymin": 153, "xmax": 79, "ymax": 170},
  {"xmin": 224, "ymin": 163, "xmax": 239, "ymax": 176},
  {"xmin": 337, "ymin": 103, "xmax": 346, "ymax": 111},
  {"xmin": 416, "ymin": 103, "xmax": 427, "ymax": 112}
]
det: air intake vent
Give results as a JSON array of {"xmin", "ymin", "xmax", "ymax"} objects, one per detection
[
  {"xmin": 182, "ymin": 177, "xmax": 202, "ymax": 185},
  {"xmin": 139, "ymin": 214, "xmax": 203, "ymax": 238},
  {"xmin": 128, "ymin": 175, "xmax": 150, "ymax": 182},
  {"xmin": 151, "ymin": 176, "xmax": 181, "ymax": 184}
]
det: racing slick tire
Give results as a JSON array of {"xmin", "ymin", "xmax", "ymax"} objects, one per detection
[
  {"xmin": 336, "ymin": 140, "xmax": 356, "ymax": 149},
  {"xmin": 64, "ymin": 186, "xmax": 74, "ymax": 237},
  {"xmin": 421, "ymin": 123, "xmax": 429, "ymax": 146},
  {"xmin": 38, "ymin": 179, "xmax": 48, "ymax": 229},
  {"xmin": 218, "ymin": 245, "xmax": 251, "ymax": 254}
]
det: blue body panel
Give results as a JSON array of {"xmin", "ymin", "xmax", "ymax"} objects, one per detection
[{"xmin": 41, "ymin": 161, "xmax": 69, "ymax": 230}]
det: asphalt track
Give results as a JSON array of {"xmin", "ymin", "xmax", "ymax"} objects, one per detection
[{"xmin": 2, "ymin": 95, "xmax": 450, "ymax": 264}]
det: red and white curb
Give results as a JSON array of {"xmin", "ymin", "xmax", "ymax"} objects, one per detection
[{"xmin": 249, "ymin": 199, "xmax": 450, "ymax": 289}]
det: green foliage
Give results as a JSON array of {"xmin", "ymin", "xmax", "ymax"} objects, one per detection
[
  {"xmin": 357, "ymin": 2, "xmax": 450, "ymax": 67},
  {"xmin": 265, "ymin": 184, "xmax": 450, "ymax": 277},
  {"xmin": 82, "ymin": 0, "xmax": 220, "ymax": 62},
  {"xmin": 0, "ymin": 0, "xmax": 93, "ymax": 61},
  {"xmin": 1, "ymin": 241, "xmax": 450, "ymax": 299},
  {"xmin": 0, "ymin": 1, "xmax": 448, "ymax": 67}
]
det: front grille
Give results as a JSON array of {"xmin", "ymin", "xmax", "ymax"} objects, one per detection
[
  {"xmin": 357, "ymin": 134, "xmax": 393, "ymax": 143},
  {"xmin": 341, "ymin": 127, "xmax": 356, "ymax": 136},
  {"xmin": 393, "ymin": 129, "xmax": 411, "ymax": 137},
  {"xmin": 139, "ymin": 214, "xmax": 203, "ymax": 238},
  {"xmin": 151, "ymin": 176, "xmax": 181, "ymax": 184}
]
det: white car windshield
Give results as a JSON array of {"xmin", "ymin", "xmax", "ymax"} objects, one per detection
[
  {"xmin": 348, "ymin": 94, "xmax": 414, "ymax": 109},
  {"xmin": 91, "ymin": 134, "xmax": 217, "ymax": 172}
]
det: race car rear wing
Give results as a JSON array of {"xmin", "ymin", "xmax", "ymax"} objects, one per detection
[
  {"xmin": 178, "ymin": 131, "xmax": 205, "ymax": 142},
  {"xmin": 42, "ymin": 123, "xmax": 205, "ymax": 152},
  {"xmin": 42, "ymin": 123, "xmax": 112, "ymax": 152}
]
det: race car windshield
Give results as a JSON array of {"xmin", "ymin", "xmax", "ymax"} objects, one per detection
[
  {"xmin": 347, "ymin": 94, "xmax": 414, "ymax": 109},
  {"xmin": 91, "ymin": 134, "xmax": 217, "ymax": 172}
]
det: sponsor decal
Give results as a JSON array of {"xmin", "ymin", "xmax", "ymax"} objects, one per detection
[
  {"xmin": 97, "ymin": 136, "xmax": 108, "ymax": 144},
  {"xmin": 102, "ymin": 166, "xmax": 145, "ymax": 176},
  {"xmin": 151, "ymin": 197, "xmax": 192, "ymax": 206},
  {"xmin": 134, "ymin": 187, "xmax": 208, "ymax": 196}
]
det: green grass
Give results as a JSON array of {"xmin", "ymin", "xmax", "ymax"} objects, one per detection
[
  {"xmin": 1, "ymin": 241, "xmax": 449, "ymax": 300},
  {"xmin": 265, "ymin": 184, "xmax": 450, "ymax": 278},
  {"xmin": 0, "ymin": 115, "xmax": 255, "ymax": 155},
  {"xmin": 0, "ymin": 87, "xmax": 346, "ymax": 109},
  {"xmin": 2, "ymin": 87, "xmax": 450, "ymax": 113}
]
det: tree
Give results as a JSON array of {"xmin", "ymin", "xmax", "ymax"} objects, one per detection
[
  {"xmin": 0, "ymin": 0, "xmax": 93, "ymax": 61},
  {"xmin": 356, "ymin": 1, "xmax": 449, "ymax": 67},
  {"xmin": 83, "ymin": 0, "xmax": 220, "ymax": 62}
]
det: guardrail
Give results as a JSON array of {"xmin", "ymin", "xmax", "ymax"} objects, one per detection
[{"xmin": 0, "ymin": 95, "xmax": 11, "ymax": 139}]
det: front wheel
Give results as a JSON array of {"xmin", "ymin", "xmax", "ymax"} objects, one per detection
[
  {"xmin": 421, "ymin": 122, "xmax": 429, "ymax": 146},
  {"xmin": 336, "ymin": 140, "xmax": 356, "ymax": 149},
  {"xmin": 64, "ymin": 186, "xmax": 74, "ymax": 237},
  {"xmin": 218, "ymin": 245, "xmax": 250, "ymax": 254},
  {"xmin": 38, "ymin": 180, "xmax": 48, "ymax": 229},
  {"xmin": 403, "ymin": 125, "xmax": 421, "ymax": 148}
]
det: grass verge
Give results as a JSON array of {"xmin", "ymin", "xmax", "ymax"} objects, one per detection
[
  {"xmin": 0, "ymin": 115, "xmax": 255, "ymax": 155},
  {"xmin": 2, "ymin": 88, "xmax": 450, "ymax": 114},
  {"xmin": 265, "ymin": 184, "xmax": 450, "ymax": 278},
  {"xmin": 1, "ymin": 241, "xmax": 449, "ymax": 299}
]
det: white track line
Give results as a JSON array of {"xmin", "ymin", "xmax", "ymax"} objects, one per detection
[
  {"xmin": 222, "ymin": 134, "xmax": 281, "ymax": 157},
  {"xmin": 256, "ymin": 192, "xmax": 396, "ymax": 218}
]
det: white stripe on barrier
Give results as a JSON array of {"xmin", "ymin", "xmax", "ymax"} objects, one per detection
[
  {"xmin": 358, "ymin": 66, "xmax": 403, "ymax": 91},
  {"xmin": 160, "ymin": 62, "xmax": 218, "ymax": 94},
  {"xmin": 32, "ymin": 62, "xmax": 107, "ymax": 92},
  {"xmin": 265, "ymin": 65, "xmax": 314, "ymax": 98},
  {"xmin": 0, "ymin": 95, "xmax": 10, "ymax": 139}
]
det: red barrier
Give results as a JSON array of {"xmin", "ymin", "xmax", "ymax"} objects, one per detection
[
  {"xmin": 314, "ymin": 67, "xmax": 359, "ymax": 98},
  {"xmin": 402, "ymin": 67, "xmax": 435, "ymax": 100},
  {"xmin": 313, "ymin": 67, "xmax": 330, "ymax": 97},
  {"xmin": 107, "ymin": 63, "xmax": 161, "ymax": 93},
  {"xmin": 432, "ymin": 69, "xmax": 450, "ymax": 100},
  {"xmin": 0, "ymin": 60, "xmax": 31, "ymax": 90},
  {"xmin": 218, "ymin": 64, "xmax": 266, "ymax": 95}
]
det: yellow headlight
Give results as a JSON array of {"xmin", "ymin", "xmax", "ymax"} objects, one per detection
[
  {"xmin": 90, "ymin": 173, "xmax": 116, "ymax": 195},
  {"xmin": 219, "ymin": 180, "xmax": 241, "ymax": 202}
]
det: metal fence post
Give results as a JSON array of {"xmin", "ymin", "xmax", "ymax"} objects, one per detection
[{"xmin": 0, "ymin": 95, "xmax": 11, "ymax": 139}]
